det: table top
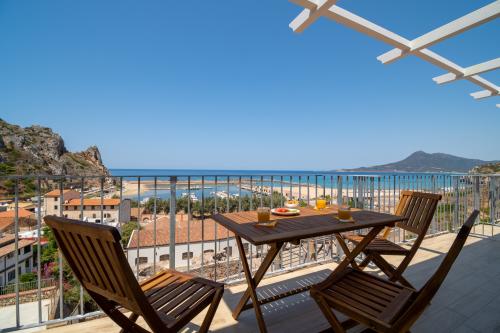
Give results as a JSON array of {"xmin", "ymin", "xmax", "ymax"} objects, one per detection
[{"xmin": 212, "ymin": 207, "xmax": 407, "ymax": 245}]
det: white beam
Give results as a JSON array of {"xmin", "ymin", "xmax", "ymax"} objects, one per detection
[
  {"xmin": 433, "ymin": 58, "xmax": 500, "ymax": 84},
  {"xmin": 378, "ymin": 1, "xmax": 500, "ymax": 64},
  {"xmin": 470, "ymin": 90, "xmax": 500, "ymax": 100},
  {"xmin": 319, "ymin": 6, "xmax": 500, "ymax": 94},
  {"xmin": 290, "ymin": 2, "xmax": 499, "ymax": 105},
  {"xmin": 289, "ymin": 0, "xmax": 339, "ymax": 34}
]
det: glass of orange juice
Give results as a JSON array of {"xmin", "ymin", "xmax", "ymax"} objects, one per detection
[{"xmin": 316, "ymin": 197, "xmax": 327, "ymax": 210}]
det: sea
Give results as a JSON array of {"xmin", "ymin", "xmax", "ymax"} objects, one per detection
[{"xmin": 110, "ymin": 169, "xmax": 462, "ymax": 201}]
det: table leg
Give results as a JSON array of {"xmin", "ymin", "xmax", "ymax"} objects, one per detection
[
  {"xmin": 334, "ymin": 233, "xmax": 360, "ymax": 270},
  {"xmin": 233, "ymin": 236, "xmax": 283, "ymax": 333}
]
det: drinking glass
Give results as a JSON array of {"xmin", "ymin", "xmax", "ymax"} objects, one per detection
[
  {"xmin": 257, "ymin": 207, "xmax": 271, "ymax": 222},
  {"xmin": 338, "ymin": 205, "xmax": 352, "ymax": 220},
  {"xmin": 316, "ymin": 198, "xmax": 327, "ymax": 210}
]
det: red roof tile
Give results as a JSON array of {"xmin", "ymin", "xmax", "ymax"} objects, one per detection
[{"xmin": 127, "ymin": 215, "xmax": 234, "ymax": 248}]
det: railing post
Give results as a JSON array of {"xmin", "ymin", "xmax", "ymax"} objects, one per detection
[
  {"xmin": 337, "ymin": 176, "xmax": 343, "ymax": 206},
  {"xmin": 454, "ymin": 177, "xmax": 460, "ymax": 232},
  {"xmin": 369, "ymin": 177, "xmax": 374, "ymax": 210},
  {"xmin": 336, "ymin": 176, "xmax": 343, "ymax": 259},
  {"xmin": 169, "ymin": 176, "xmax": 177, "ymax": 270},
  {"xmin": 431, "ymin": 175, "xmax": 437, "ymax": 234},
  {"xmin": 490, "ymin": 176, "xmax": 497, "ymax": 235}
]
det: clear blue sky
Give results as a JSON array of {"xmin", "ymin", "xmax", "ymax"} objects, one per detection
[{"xmin": 1, "ymin": 0, "xmax": 498, "ymax": 170}]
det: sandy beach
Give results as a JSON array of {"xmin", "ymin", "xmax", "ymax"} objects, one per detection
[{"xmin": 116, "ymin": 179, "xmax": 402, "ymax": 210}]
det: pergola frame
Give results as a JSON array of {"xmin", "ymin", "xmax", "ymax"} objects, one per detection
[{"xmin": 289, "ymin": 0, "xmax": 500, "ymax": 107}]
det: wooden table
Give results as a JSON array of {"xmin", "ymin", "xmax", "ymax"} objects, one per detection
[{"xmin": 212, "ymin": 207, "xmax": 407, "ymax": 333}]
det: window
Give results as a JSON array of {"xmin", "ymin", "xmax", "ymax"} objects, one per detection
[
  {"xmin": 224, "ymin": 246, "xmax": 233, "ymax": 257},
  {"xmin": 54, "ymin": 205, "xmax": 58, "ymax": 210},
  {"xmin": 8, "ymin": 270, "xmax": 15, "ymax": 282},
  {"xmin": 7, "ymin": 253, "xmax": 14, "ymax": 260},
  {"xmin": 24, "ymin": 246, "xmax": 31, "ymax": 254},
  {"xmin": 135, "ymin": 257, "xmax": 148, "ymax": 265},
  {"xmin": 182, "ymin": 252, "xmax": 193, "ymax": 260},
  {"xmin": 92, "ymin": 213, "xmax": 96, "ymax": 218},
  {"xmin": 159, "ymin": 254, "xmax": 170, "ymax": 262},
  {"xmin": 110, "ymin": 205, "xmax": 115, "ymax": 209},
  {"xmin": 91, "ymin": 206, "xmax": 95, "ymax": 210},
  {"xmin": 54, "ymin": 197, "xmax": 58, "ymax": 202},
  {"xmin": 25, "ymin": 260, "xmax": 30, "ymax": 268}
]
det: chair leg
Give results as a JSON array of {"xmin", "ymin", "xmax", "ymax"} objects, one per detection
[
  {"xmin": 358, "ymin": 253, "xmax": 372, "ymax": 270},
  {"xmin": 370, "ymin": 253, "xmax": 414, "ymax": 289},
  {"xmin": 199, "ymin": 289, "xmax": 224, "ymax": 333},
  {"xmin": 119, "ymin": 313, "xmax": 140, "ymax": 333},
  {"xmin": 311, "ymin": 290, "xmax": 346, "ymax": 333}
]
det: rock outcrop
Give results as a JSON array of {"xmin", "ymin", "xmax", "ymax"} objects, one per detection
[{"xmin": 0, "ymin": 118, "xmax": 110, "ymax": 177}]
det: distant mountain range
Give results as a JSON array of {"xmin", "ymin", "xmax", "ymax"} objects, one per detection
[{"xmin": 344, "ymin": 151, "xmax": 498, "ymax": 173}]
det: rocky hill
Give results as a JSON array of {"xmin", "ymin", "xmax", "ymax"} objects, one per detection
[
  {"xmin": 345, "ymin": 151, "xmax": 497, "ymax": 173},
  {"xmin": 469, "ymin": 163, "xmax": 500, "ymax": 174},
  {"xmin": 0, "ymin": 118, "xmax": 109, "ymax": 177}
]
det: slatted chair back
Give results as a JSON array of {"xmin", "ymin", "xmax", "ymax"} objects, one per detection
[
  {"xmin": 44, "ymin": 216, "xmax": 159, "ymax": 321},
  {"xmin": 393, "ymin": 210, "xmax": 479, "ymax": 331},
  {"xmin": 394, "ymin": 191, "xmax": 442, "ymax": 234}
]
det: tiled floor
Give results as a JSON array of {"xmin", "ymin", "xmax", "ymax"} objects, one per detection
[{"xmin": 28, "ymin": 226, "xmax": 500, "ymax": 333}]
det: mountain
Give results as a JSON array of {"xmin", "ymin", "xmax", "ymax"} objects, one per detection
[
  {"xmin": 345, "ymin": 151, "xmax": 497, "ymax": 173},
  {"xmin": 0, "ymin": 118, "xmax": 109, "ymax": 177}
]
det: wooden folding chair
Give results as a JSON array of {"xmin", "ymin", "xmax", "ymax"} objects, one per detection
[
  {"xmin": 44, "ymin": 215, "xmax": 224, "ymax": 333},
  {"xmin": 344, "ymin": 191, "xmax": 442, "ymax": 288},
  {"xmin": 311, "ymin": 210, "xmax": 479, "ymax": 333}
]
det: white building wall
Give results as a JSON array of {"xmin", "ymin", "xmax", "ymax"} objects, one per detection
[{"xmin": 126, "ymin": 237, "xmax": 248, "ymax": 272}]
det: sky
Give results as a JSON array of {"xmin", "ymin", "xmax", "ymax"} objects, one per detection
[{"xmin": 1, "ymin": 0, "xmax": 499, "ymax": 170}]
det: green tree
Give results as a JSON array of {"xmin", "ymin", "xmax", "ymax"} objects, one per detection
[{"xmin": 121, "ymin": 221, "xmax": 141, "ymax": 247}]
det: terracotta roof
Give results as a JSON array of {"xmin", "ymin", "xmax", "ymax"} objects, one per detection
[
  {"xmin": 0, "ymin": 238, "xmax": 36, "ymax": 257},
  {"xmin": 0, "ymin": 220, "xmax": 14, "ymax": 232},
  {"xmin": 44, "ymin": 189, "xmax": 79, "ymax": 198},
  {"xmin": 130, "ymin": 207, "xmax": 145, "ymax": 218},
  {"xmin": 127, "ymin": 216, "xmax": 235, "ymax": 248},
  {"xmin": 0, "ymin": 234, "xmax": 15, "ymax": 247},
  {"xmin": 0, "ymin": 208, "xmax": 33, "ymax": 218},
  {"xmin": 64, "ymin": 198, "xmax": 121, "ymax": 206}
]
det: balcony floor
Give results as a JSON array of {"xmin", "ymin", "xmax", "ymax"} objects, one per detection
[{"xmin": 30, "ymin": 225, "xmax": 500, "ymax": 333}]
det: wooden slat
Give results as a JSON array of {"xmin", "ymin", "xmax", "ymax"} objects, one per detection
[
  {"xmin": 213, "ymin": 208, "xmax": 406, "ymax": 245},
  {"xmin": 169, "ymin": 285, "xmax": 213, "ymax": 318},
  {"xmin": 44, "ymin": 215, "xmax": 225, "ymax": 333}
]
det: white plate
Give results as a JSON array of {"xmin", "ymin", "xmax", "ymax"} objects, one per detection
[
  {"xmin": 271, "ymin": 208, "xmax": 300, "ymax": 216},
  {"xmin": 339, "ymin": 218, "xmax": 355, "ymax": 223}
]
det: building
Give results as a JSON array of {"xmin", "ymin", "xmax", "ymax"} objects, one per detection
[
  {"xmin": 0, "ymin": 208, "xmax": 36, "ymax": 233},
  {"xmin": 7, "ymin": 201, "xmax": 37, "ymax": 213},
  {"xmin": 126, "ymin": 215, "xmax": 245, "ymax": 273},
  {"xmin": 62, "ymin": 198, "xmax": 131, "ymax": 226},
  {"xmin": 44, "ymin": 189, "xmax": 80, "ymax": 216},
  {"xmin": 0, "ymin": 233, "xmax": 35, "ymax": 287}
]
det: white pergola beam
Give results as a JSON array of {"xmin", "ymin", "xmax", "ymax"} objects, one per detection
[
  {"xmin": 289, "ymin": 1, "xmax": 499, "ymax": 103},
  {"xmin": 433, "ymin": 58, "xmax": 500, "ymax": 84},
  {"xmin": 471, "ymin": 90, "xmax": 500, "ymax": 100},
  {"xmin": 289, "ymin": 0, "xmax": 339, "ymax": 33},
  {"xmin": 378, "ymin": 1, "xmax": 500, "ymax": 64}
]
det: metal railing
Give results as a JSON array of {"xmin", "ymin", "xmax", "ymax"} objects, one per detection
[{"xmin": 0, "ymin": 172, "xmax": 498, "ymax": 331}]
